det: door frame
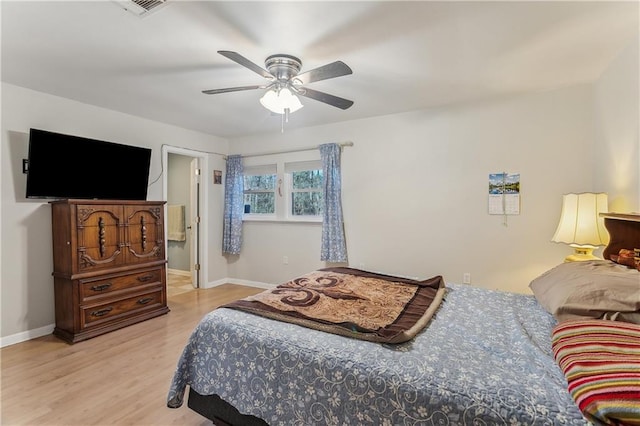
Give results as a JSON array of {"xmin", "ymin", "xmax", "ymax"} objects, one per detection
[
  {"xmin": 189, "ymin": 157, "xmax": 200, "ymax": 287},
  {"xmin": 162, "ymin": 145, "xmax": 208, "ymax": 289}
]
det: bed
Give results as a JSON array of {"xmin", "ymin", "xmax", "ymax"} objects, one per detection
[{"xmin": 167, "ymin": 213, "xmax": 640, "ymax": 425}]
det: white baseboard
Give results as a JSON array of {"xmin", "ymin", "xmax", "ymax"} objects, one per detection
[
  {"xmin": 203, "ymin": 277, "xmax": 231, "ymax": 288},
  {"xmin": 1, "ymin": 278, "xmax": 272, "ymax": 347},
  {"xmin": 204, "ymin": 277, "xmax": 274, "ymax": 290},
  {"xmin": 167, "ymin": 268, "xmax": 191, "ymax": 277},
  {"xmin": 0, "ymin": 323, "xmax": 55, "ymax": 348}
]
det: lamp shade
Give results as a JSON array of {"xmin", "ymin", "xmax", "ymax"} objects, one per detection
[
  {"xmin": 259, "ymin": 87, "xmax": 303, "ymax": 114},
  {"xmin": 552, "ymin": 193, "xmax": 609, "ymax": 247}
]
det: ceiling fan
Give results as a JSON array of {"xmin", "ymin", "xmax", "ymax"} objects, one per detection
[{"xmin": 202, "ymin": 51, "xmax": 354, "ymax": 114}]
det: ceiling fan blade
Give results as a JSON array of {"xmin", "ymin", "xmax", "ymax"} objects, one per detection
[
  {"xmin": 294, "ymin": 61, "xmax": 352, "ymax": 85},
  {"xmin": 202, "ymin": 85, "xmax": 265, "ymax": 95},
  {"xmin": 297, "ymin": 87, "xmax": 354, "ymax": 110},
  {"xmin": 218, "ymin": 50, "xmax": 273, "ymax": 80}
]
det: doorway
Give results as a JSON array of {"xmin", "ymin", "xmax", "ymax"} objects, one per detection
[{"xmin": 163, "ymin": 146, "xmax": 206, "ymax": 294}]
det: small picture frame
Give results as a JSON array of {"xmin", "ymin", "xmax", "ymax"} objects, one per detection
[{"xmin": 213, "ymin": 170, "xmax": 222, "ymax": 185}]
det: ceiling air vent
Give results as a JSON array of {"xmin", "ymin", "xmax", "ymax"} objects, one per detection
[{"xmin": 114, "ymin": 0, "xmax": 168, "ymax": 17}]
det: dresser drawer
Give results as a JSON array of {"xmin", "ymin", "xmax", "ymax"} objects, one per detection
[
  {"xmin": 81, "ymin": 289, "xmax": 164, "ymax": 328},
  {"xmin": 52, "ymin": 200, "xmax": 168, "ymax": 343},
  {"xmin": 79, "ymin": 268, "xmax": 163, "ymax": 301}
]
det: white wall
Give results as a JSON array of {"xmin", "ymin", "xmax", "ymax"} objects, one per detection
[
  {"xmin": 229, "ymin": 85, "xmax": 602, "ymax": 294},
  {"xmin": 594, "ymin": 39, "xmax": 640, "ymax": 212},
  {"xmin": 228, "ymin": 38, "xmax": 639, "ymax": 293},
  {"xmin": 1, "ymin": 36, "xmax": 637, "ymax": 343},
  {"xmin": 225, "ymin": 148, "xmax": 327, "ymax": 285},
  {"xmin": 0, "ymin": 83, "xmax": 229, "ymax": 342}
]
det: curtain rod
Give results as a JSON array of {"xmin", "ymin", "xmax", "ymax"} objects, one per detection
[{"xmin": 228, "ymin": 141, "xmax": 354, "ymax": 159}]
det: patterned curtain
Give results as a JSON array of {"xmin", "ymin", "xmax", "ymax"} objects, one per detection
[
  {"xmin": 319, "ymin": 143, "xmax": 348, "ymax": 262},
  {"xmin": 222, "ymin": 155, "xmax": 244, "ymax": 255}
]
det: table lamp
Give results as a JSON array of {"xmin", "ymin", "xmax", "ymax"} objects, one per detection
[{"xmin": 551, "ymin": 193, "xmax": 609, "ymax": 262}]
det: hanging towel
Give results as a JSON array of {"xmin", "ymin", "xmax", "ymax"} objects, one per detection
[{"xmin": 168, "ymin": 204, "xmax": 186, "ymax": 241}]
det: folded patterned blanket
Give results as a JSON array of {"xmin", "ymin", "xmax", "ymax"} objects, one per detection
[
  {"xmin": 552, "ymin": 319, "xmax": 640, "ymax": 426},
  {"xmin": 222, "ymin": 267, "xmax": 446, "ymax": 344}
]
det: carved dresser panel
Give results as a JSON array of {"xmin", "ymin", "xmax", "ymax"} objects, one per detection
[{"xmin": 50, "ymin": 199, "xmax": 169, "ymax": 343}]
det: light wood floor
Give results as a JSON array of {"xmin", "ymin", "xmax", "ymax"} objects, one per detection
[
  {"xmin": 1, "ymin": 284, "xmax": 263, "ymax": 425},
  {"xmin": 167, "ymin": 271, "xmax": 196, "ymax": 297}
]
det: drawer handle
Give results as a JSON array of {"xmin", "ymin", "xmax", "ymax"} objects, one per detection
[
  {"xmin": 90, "ymin": 307, "xmax": 113, "ymax": 317},
  {"xmin": 137, "ymin": 274, "xmax": 155, "ymax": 282},
  {"xmin": 137, "ymin": 297, "xmax": 153, "ymax": 305},
  {"xmin": 90, "ymin": 283, "xmax": 112, "ymax": 292}
]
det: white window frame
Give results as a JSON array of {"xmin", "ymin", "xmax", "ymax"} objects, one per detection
[
  {"xmin": 242, "ymin": 155, "xmax": 323, "ymax": 223},
  {"xmin": 242, "ymin": 164, "xmax": 277, "ymax": 220},
  {"xmin": 284, "ymin": 160, "xmax": 323, "ymax": 222}
]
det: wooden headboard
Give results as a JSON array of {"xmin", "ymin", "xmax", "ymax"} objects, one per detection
[{"xmin": 600, "ymin": 213, "xmax": 640, "ymax": 260}]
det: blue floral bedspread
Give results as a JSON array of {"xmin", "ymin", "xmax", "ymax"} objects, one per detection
[{"xmin": 167, "ymin": 284, "xmax": 589, "ymax": 425}]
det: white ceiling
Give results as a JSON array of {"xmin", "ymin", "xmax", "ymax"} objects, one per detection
[{"xmin": 1, "ymin": 1, "xmax": 638, "ymax": 138}]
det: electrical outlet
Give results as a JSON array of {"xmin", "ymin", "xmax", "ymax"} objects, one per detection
[
  {"xmin": 463, "ymin": 273, "xmax": 471, "ymax": 284},
  {"xmin": 283, "ymin": 256, "xmax": 289, "ymax": 265}
]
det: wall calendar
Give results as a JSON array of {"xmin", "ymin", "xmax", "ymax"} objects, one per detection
[{"xmin": 488, "ymin": 172, "xmax": 520, "ymax": 215}]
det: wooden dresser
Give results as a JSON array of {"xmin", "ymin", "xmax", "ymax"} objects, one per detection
[
  {"xmin": 50, "ymin": 199, "xmax": 169, "ymax": 343},
  {"xmin": 600, "ymin": 212, "xmax": 640, "ymax": 261}
]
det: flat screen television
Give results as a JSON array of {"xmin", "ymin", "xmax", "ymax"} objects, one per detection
[{"xmin": 25, "ymin": 128, "xmax": 152, "ymax": 200}]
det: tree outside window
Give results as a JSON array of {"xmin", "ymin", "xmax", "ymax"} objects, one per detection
[
  {"xmin": 291, "ymin": 169, "xmax": 323, "ymax": 216},
  {"xmin": 243, "ymin": 173, "xmax": 275, "ymax": 214},
  {"xmin": 242, "ymin": 160, "xmax": 324, "ymax": 221}
]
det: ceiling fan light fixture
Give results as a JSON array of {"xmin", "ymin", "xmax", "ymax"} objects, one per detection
[
  {"xmin": 203, "ymin": 51, "xmax": 353, "ymax": 115},
  {"xmin": 259, "ymin": 87, "xmax": 304, "ymax": 114}
]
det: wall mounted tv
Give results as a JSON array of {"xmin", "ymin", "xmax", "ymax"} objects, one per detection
[{"xmin": 25, "ymin": 128, "xmax": 152, "ymax": 200}]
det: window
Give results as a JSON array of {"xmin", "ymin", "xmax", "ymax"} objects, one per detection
[
  {"xmin": 243, "ymin": 165, "xmax": 276, "ymax": 216},
  {"xmin": 242, "ymin": 159, "xmax": 324, "ymax": 221},
  {"xmin": 287, "ymin": 161, "xmax": 323, "ymax": 217}
]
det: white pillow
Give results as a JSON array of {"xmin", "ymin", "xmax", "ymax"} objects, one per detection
[{"xmin": 529, "ymin": 260, "xmax": 640, "ymax": 323}]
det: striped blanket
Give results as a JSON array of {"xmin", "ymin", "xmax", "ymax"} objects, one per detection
[{"xmin": 552, "ymin": 319, "xmax": 640, "ymax": 426}]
